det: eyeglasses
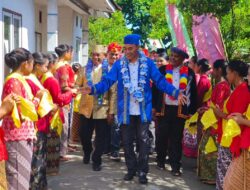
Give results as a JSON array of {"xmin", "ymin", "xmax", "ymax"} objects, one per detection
[{"xmin": 157, "ymin": 60, "xmax": 164, "ymax": 62}]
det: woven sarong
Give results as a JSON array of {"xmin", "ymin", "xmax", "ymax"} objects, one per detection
[
  {"xmin": 6, "ymin": 140, "xmax": 33, "ymax": 190},
  {"xmin": 223, "ymin": 150, "xmax": 250, "ymax": 190}
]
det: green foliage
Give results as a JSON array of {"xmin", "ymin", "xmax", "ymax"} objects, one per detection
[
  {"xmin": 148, "ymin": 0, "xmax": 170, "ymax": 39},
  {"xmin": 88, "ymin": 11, "xmax": 131, "ymax": 51},
  {"xmin": 115, "ymin": 0, "xmax": 153, "ymax": 43}
]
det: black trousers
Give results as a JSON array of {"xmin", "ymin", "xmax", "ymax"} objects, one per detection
[
  {"xmin": 156, "ymin": 105, "xmax": 185, "ymax": 171},
  {"xmin": 121, "ymin": 116, "xmax": 150, "ymax": 174},
  {"xmin": 79, "ymin": 114, "xmax": 107, "ymax": 165}
]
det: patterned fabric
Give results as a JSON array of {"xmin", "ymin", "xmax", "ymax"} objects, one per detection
[
  {"xmin": 6, "ymin": 140, "xmax": 33, "ymax": 190},
  {"xmin": 46, "ymin": 130, "xmax": 60, "ymax": 175},
  {"xmin": 75, "ymin": 66, "xmax": 109, "ymax": 119},
  {"xmin": 197, "ymin": 129, "xmax": 218, "ymax": 182},
  {"xmin": 223, "ymin": 150, "xmax": 250, "ymax": 190},
  {"xmin": 70, "ymin": 112, "xmax": 81, "ymax": 143},
  {"xmin": 216, "ymin": 146, "xmax": 232, "ymax": 190},
  {"xmin": 30, "ymin": 132, "xmax": 47, "ymax": 190},
  {"xmin": 1, "ymin": 78, "xmax": 36, "ymax": 141},
  {"xmin": 182, "ymin": 127, "xmax": 197, "ymax": 158},
  {"xmin": 0, "ymin": 161, "xmax": 7, "ymax": 190},
  {"xmin": 92, "ymin": 58, "xmax": 179, "ymax": 125},
  {"xmin": 60, "ymin": 107, "xmax": 69, "ymax": 157}
]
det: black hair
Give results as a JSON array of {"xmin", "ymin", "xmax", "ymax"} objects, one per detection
[
  {"xmin": 228, "ymin": 60, "xmax": 248, "ymax": 78},
  {"xmin": 5, "ymin": 48, "xmax": 33, "ymax": 71},
  {"xmin": 46, "ymin": 53, "xmax": 58, "ymax": 65},
  {"xmin": 55, "ymin": 44, "xmax": 69, "ymax": 57},
  {"xmin": 32, "ymin": 52, "xmax": 47, "ymax": 66},
  {"xmin": 213, "ymin": 59, "xmax": 228, "ymax": 78},
  {"xmin": 72, "ymin": 62, "xmax": 81, "ymax": 73},
  {"xmin": 197, "ymin": 58, "xmax": 211, "ymax": 73},
  {"xmin": 191, "ymin": 56, "xmax": 198, "ymax": 64}
]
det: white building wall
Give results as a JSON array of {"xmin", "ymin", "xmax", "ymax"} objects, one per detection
[
  {"xmin": 0, "ymin": 0, "xmax": 35, "ymax": 95},
  {"xmin": 58, "ymin": 7, "xmax": 74, "ymax": 46},
  {"xmin": 34, "ymin": 4, "xmax": 47, "ymax": 53}
]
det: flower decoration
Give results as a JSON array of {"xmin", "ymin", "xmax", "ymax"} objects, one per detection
[{"xmin": 120, "ymin": 51, "xmax": 148, "ymax": 102}]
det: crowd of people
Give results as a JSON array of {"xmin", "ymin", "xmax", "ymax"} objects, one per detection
[{"xmin": 0, "ymin": 33, "xmax": 249, "ymax": 190}]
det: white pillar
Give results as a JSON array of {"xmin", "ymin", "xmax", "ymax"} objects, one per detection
[
  {"xmin": 82, "ymin": 15, "xmax": 89, "ymax": 66},
  {"xmin": 47, "ymin": 0, "xmax": 58, "ymax": 52}
]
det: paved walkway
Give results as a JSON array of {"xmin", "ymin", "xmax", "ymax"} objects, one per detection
[{"xmin": 48, "ymin": 149, "xmax": 215, "ymax": 190}]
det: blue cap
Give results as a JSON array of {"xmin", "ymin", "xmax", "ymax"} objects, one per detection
[
  {"xmin": 171, "ymin": 47, "xmax": 189, "ymax": 59},
  {"xmin": 124, "ymin": 34, "xmax": 141, "ymax": 45}
]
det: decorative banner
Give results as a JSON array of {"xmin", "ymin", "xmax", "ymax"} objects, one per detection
[
  {"xmin": 165, "ymin": 3, "xmax": 194, "ymax": 57},
  {"xmin": 192, "ymin": 14, "xmax": 227, "ymax": 64}
]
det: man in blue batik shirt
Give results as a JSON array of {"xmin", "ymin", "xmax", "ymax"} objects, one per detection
[{"xmin": 82, "ymin": 34, "xmax": 186, "ymax": 184}]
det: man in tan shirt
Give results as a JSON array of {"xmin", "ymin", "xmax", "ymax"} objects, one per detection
[{"xmin": 76, "ymin": 45, "xmax": 110, "ymax": 171}]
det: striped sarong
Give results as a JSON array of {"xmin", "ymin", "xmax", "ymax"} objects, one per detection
[
  {"xmin": 46, "ymin": 130, "xmax": 60, "ymax": 175},
  {"xmin": 30, "ymin": 132, "xmax": 47, "ymax": 190},
  {"xmin": 223, "ymin": 150, "xmax": 250, "ymax": 190},
  {"xmin": 70, "ymin": 112, "xmax": 81, "ymax": 143},
  {"xmin": 6, "ymin": 140, "xmax": 33, "ymax": 190},
  {"xmin": 0, "ymin": 161, "xmax": 8, "ymax": 190},
  {"xmin": 60, "ymin": 107, "xmax": 69, "ymax": 157},
  {"xmin": 216, "ymin": 146, "xmax": 232, "ymax": 190}
]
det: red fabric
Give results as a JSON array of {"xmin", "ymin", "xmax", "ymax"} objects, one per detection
[
  {"xmin": 43, "ymin": 77, "xmax": 72, "ymax": 107},
  {"xmin": 0, "ymin": 128, "xmax": 8, "ymax": 161},
  {"xmin": 108, "ymin": 42, "xmax": 122, "ymax": 52},
  {"xmin": 226, "ymin": 82, "xmax": 250, "ymax": 157},
  {"xmin": 43, "ymin": 76, "xmax": 73, "ymax": 123},
  {"xmin": 211, "ymin": 81, "xmax": 231, "ymax": 141},
  {"xmin": 26, "ymin": 79, "xmax": 50, "ymax": 134},
  {"xmin": 197, "ymin": 74, "xmax": 211, "ymax": 108},
  {"xmin": 55, "ymin": 64, "xmax": 75, "ymax": 91},
  {"xmin": 1, "ymin": 78, "xmax": 36, "ymax": 141}
]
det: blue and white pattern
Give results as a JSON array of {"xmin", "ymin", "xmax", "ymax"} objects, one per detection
[{"xmin": 120, "ymin": 51, "xmax": 148, "ymax": 102}]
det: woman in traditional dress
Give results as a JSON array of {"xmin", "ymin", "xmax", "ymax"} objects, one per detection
[
  {"xmin": 223, "ymin": 62, "xmax": 250, "ymax": 190},
  {"xmin": 54, "ymin": 44, "xmax": 75, "ymax": 160},
  {"xmin": 197, "ymin": 59, "xmax": 230, "ymax": 184},
  {"xmin": 2, "ymin": 48, "xmax": 44, "ymax": 190},
  {"xmin": 213, "ymin": 60, "xmax": 250, "ymax": 190},
  {"xmin": 26, "ymin": 52, "xmax": 54, "ymax": 190},
  {"xmin": 0, "ymin": 94, "xmax": 16, "ymax": 190},
  {"xmin": 41, "ymin": 53, "xmax": 74, "ymax": 175},
  {"xmin": 70, "ymin": 63, "xmax": 82, "ymax": 144}
]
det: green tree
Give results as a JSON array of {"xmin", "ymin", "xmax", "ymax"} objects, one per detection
[
  {"xmin": 88, "ymin": 11, "xmax": 131, "ymax": 52},
  {"xmin": 115, "ymin": 0, "xmax": 153, "ymax": 43},
  {"xmin": 148, "ymin": 0, "xmax": 170, "ymax": 39}
]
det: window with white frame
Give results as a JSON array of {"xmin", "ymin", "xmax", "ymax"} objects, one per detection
[
  {"xmin": 3, "ymin": 8, "xmax": 22, "ymax": 77},
  {"xmin": 3, "ymin": 9, "xmax": 22, "ymax": 53}
]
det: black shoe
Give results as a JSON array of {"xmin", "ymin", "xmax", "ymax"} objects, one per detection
[
  {"xmin": 92, "ymin": 164, "xmax": 102, "ymax": 171},
  {"xmin": 138, "ymin": 172, "xmax": 148, "ymax": 184},
  {"xmin": 156, "ymin": 162, "xmax": 165, "ymax": 170},
  {"xmin": 83, "ymin": 154, "xmax": 90, "ymax": 164},
  {"xmin": 110, "ymin": 152, "xmax": 121, "ymax": 162},
  {"xmin": 123, "ymin": 172, "xmax": 136, "ymax": 181},
  {"xmin": 171, "ymin": 169, "xmax": 182, "ymax": 176}
]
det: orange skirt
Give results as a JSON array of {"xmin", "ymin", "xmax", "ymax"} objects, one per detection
[{"xmin": 223, "ymin": 150, "xmax": 250, "ymax": 190}]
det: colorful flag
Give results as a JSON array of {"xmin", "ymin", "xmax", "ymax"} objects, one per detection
[{"xmin": 165, "ymin": 4, "xmax": 194, "ymax": 57}]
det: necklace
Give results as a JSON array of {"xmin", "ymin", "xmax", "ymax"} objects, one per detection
[{"xmin": 120, "ymin": 51, "xmax": 148, "ymax": 102}]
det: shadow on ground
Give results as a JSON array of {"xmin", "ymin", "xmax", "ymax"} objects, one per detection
[{"xmin": 48, "ymin": 149, "xmax": 215, "ymax": 190}]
